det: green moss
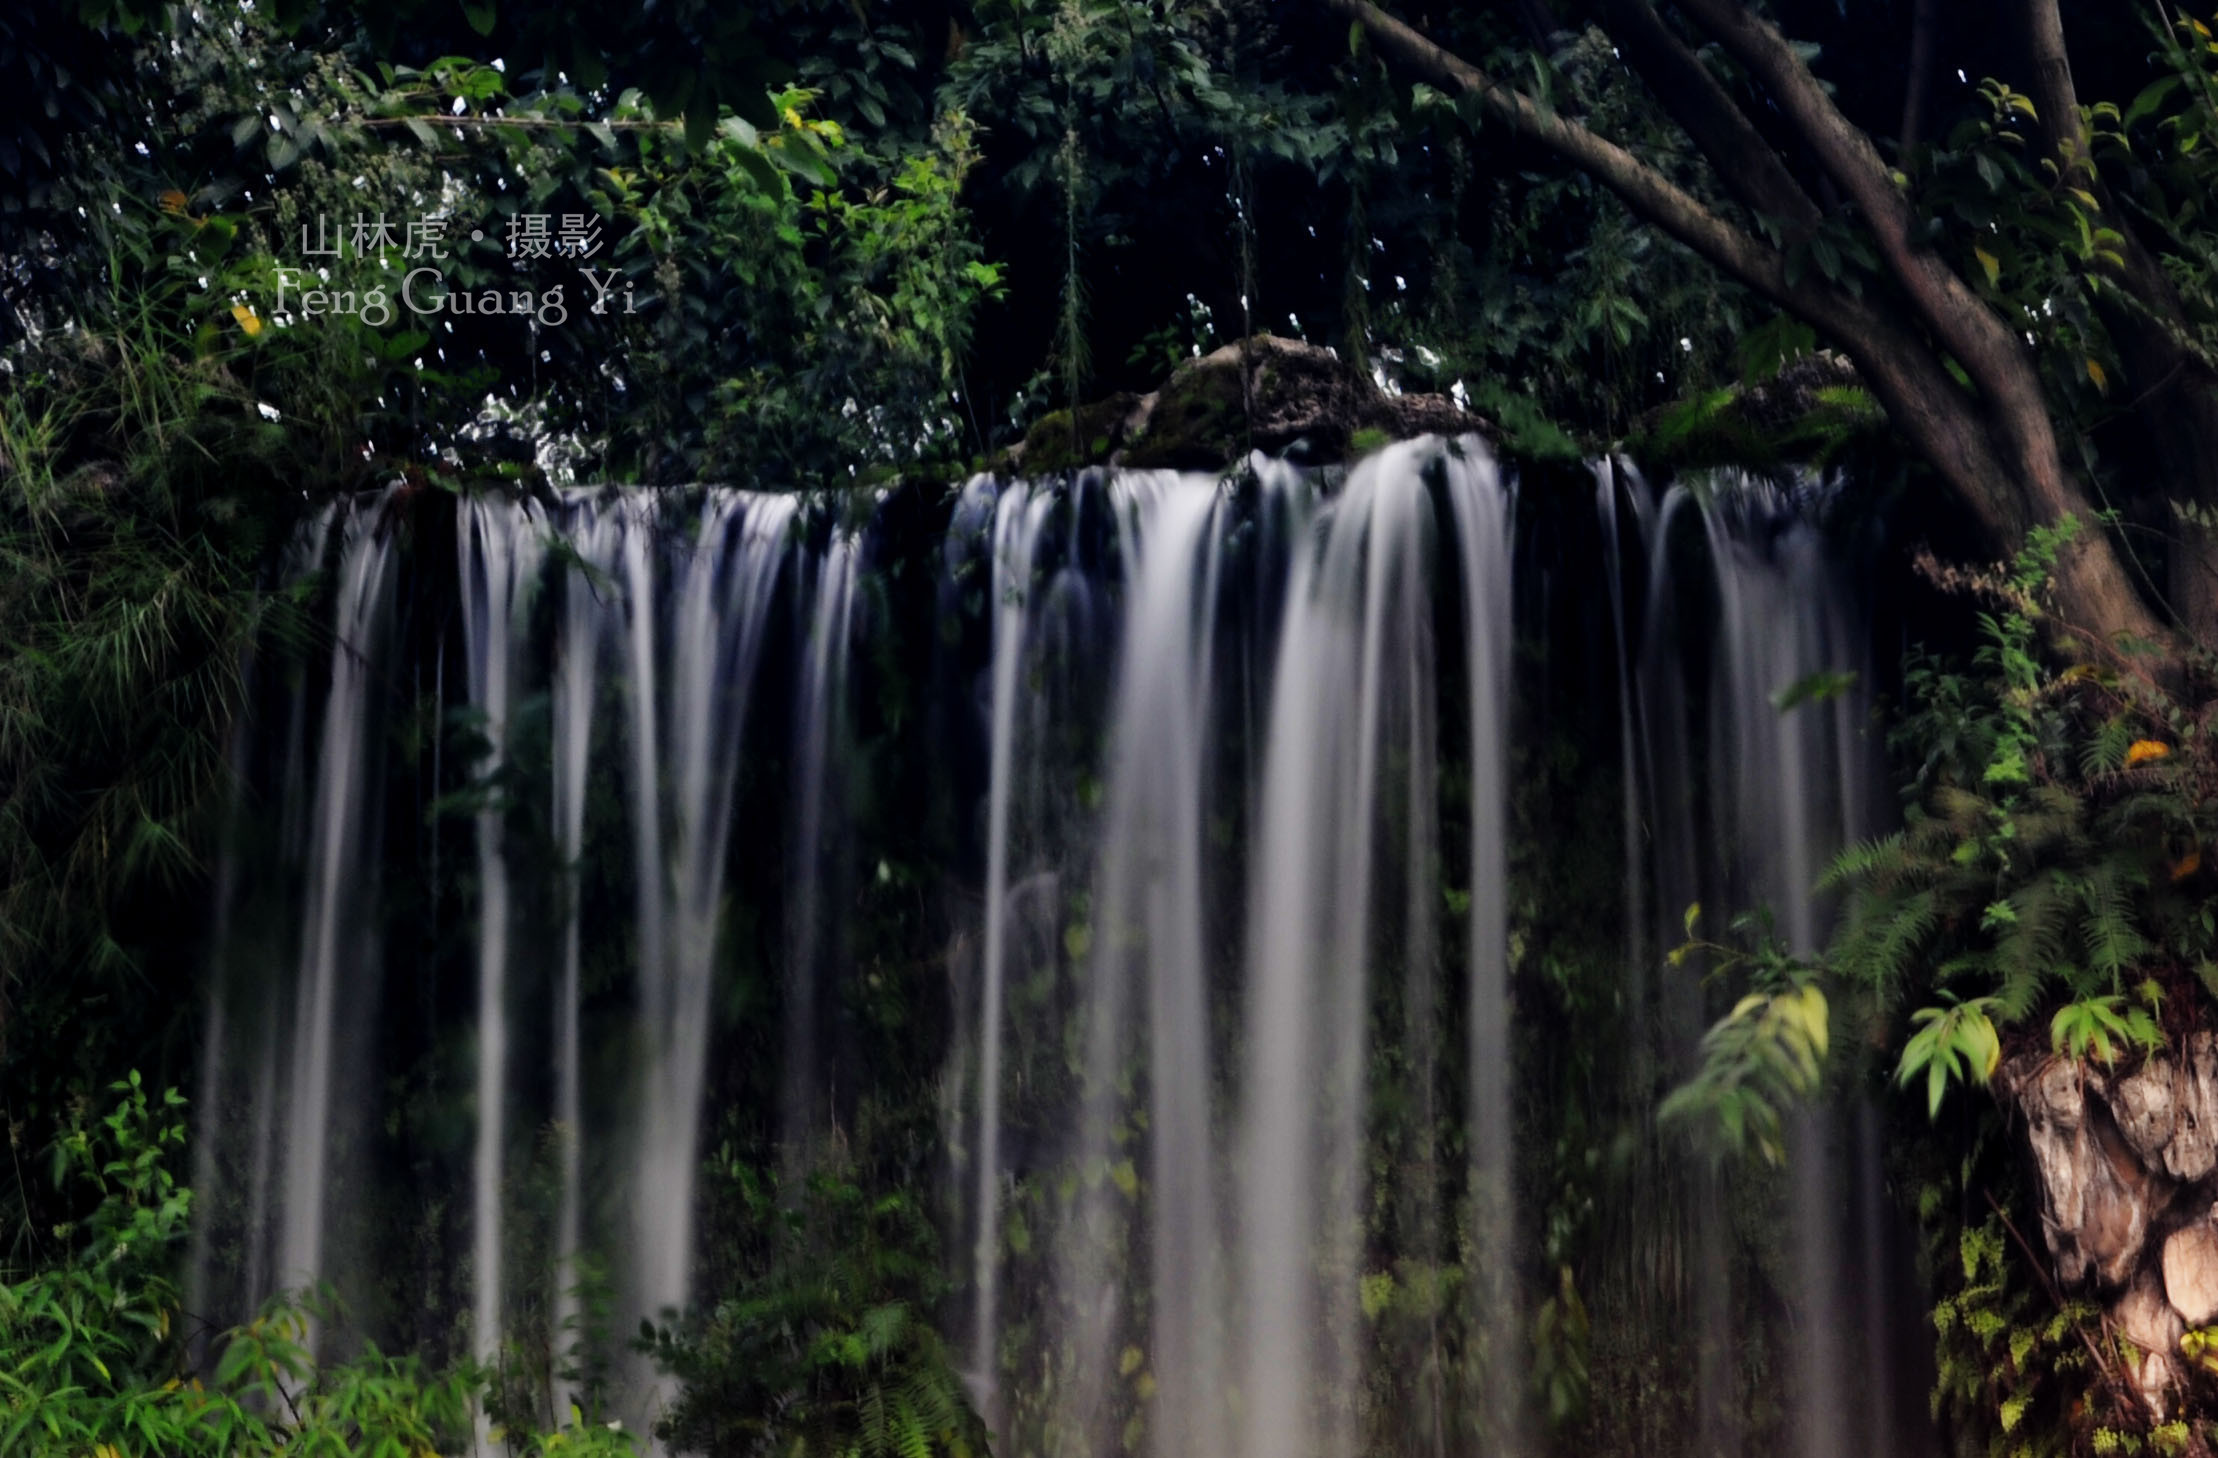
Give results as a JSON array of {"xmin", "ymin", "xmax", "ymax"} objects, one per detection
[
  {"xmin": 1120, "ymin": 361, "xmax": 1246, "ymax": 469},
  {"xmin": 1019, "ymin": 393, "xmax": 1140, "ymax": 472}
]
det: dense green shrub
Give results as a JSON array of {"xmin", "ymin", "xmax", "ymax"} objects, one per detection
[
  {"xmin": 647, "ymin": 1151, "xmax": 985, "ymax": 1458},
  {"xmin": 0, "ymin": 1074, "xmax": 638, "ymax": 1457}
]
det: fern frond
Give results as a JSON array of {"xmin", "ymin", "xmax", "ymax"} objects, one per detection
[{"xmin": 2077, "ymin": 861, "xmax": 2150, "ymax": 983}]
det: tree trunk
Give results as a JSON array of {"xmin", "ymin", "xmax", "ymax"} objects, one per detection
[{"xmin": 2015, "ymin": 0, "xmax": 2218, "ymax": 650}]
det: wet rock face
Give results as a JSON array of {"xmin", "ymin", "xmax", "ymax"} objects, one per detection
[{"xmin": 2003, "ymin": 1033, "xmax": 2218, "ymax": 1413}]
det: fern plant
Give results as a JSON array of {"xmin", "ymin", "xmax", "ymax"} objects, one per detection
[{"xmin": 1828, "ymin": 517, "xmax": 2218, "ymax": 1115}]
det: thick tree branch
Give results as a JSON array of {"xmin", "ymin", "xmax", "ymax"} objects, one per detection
[
  {"xmin": 1661, "ymin": 0, "xmax": 2174, "ymax": 666},
  {"xmin": 1900, "ymin": 0, "xmax": 1937, "ymax": 149},
  {"xmin": 1669, "ymin": 0, "xmax": 2047, "ymax": 429},
  {"xmin": 1589, "ymin": 0, "xmax": 1823, "ymax": 242},
  {"xmin": 2019, "ymin": 0, "xmax": 2091, "ymax": 184},
  {"xmin": 2016, "ymin": 0, "xmax": 2201, "ymax": 352},
  {"xmin": 2018, "ymin": 0, "xmax": 2218, "ymax": 641},
  {"xmin": 1325, "ymin": 5, "xmax": 2035, "ymax": 535},
  {"xmin": 1325, "ymin": 0, "xmax": 1794, "ymax": 308},
  {"xmin": 1330, "ymin": 0, "xmax": 2171, "ymax": 648}
]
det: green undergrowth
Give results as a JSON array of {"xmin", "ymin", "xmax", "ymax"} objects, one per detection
[{"xmin": 0, "ymin": 1074, "xmax": 637, "ymax": 1457}]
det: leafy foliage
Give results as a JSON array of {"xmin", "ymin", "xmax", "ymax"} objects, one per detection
[
  {"xmin": 1657, "ymin": 907, "xmax": 1830, "ymax": 1167},
  {"xmin": 1926, "ymin": 1207, "xmax": 2107, "ymax": 1458},
  {"xmin": 1826, "ymin": 520, "xmax": 2218, "ymax": 1114},
  {"xmin": 0, "ymin": 1076, "xmax": 638, "ymax": 1456},
  {"xmin": 648, "ymin": 1153, "xmax": 986, "ymax": 1458}
]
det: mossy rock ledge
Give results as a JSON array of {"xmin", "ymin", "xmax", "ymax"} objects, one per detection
[{"xmin": 1009, "ymin": 335, "xmax": 1484, "ymax": 474}]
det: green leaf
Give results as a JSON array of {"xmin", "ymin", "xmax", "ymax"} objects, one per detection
[
  {"xmin": 729, "ymin": 145, "xmax": 783, "ymax": 196},
  {"xmin": 1772, "ymin": 670, "xmax": 1858, "ymax": 712},
  {"xmin": 2126, "ymin": 74, "xmax": 2182, "ymax": 128}
]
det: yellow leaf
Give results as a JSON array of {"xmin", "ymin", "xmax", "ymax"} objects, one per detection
[
  {"xmin": 231, "ymin": 303, "xmax": 263, "ymax": 338},
  {"xmin": 2173, "ymin": 846, "xmax": 2203, "ymax": 882},
  {"xmin": 2086, "ymin": 357, "xmax": 2108, "ymax": 393},
  {"xmin": 1974, "ymin": 247, "xmax": 2000, "ymax": 287},
  {"xmin": 2127, "ymin": 738, "xmax": 2171, "ymax": 766}
]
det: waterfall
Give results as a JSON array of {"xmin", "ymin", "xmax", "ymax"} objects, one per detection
[
  {"xmin": 549, "ymin": 499, "xmax": 618, "ymax": 1406},
  {"xmin": 193, "ymin": 487, "xmax": 814, "ymax": 1417},
  {"xmin": 1445, "ymin": 445, "xmax": 1519, "ymax": 1455},
  {"xmin": 183, "ymin": 442, "xmax": 1927, "ymax": 1458},
  {"xmin": 622, "ymin": 490, "xmax": 796, "ymax": 1429},
  {"xmin": 961, "ymin": 439, "xmax": 1516, "ymax": 1458},
  {"xmin": 459, "ymin": 496, "xmax": 549, "ymax": 1372},
  {"xmin": 969, "ymin": 476, "xmax": 1068, "ymax": 1431},
  {"xmin": 1236, "ymin": 438, "xmax": 1517, "ymax": 1458},
  {"xmin": 1236, "ymin": 451, "xmax": 1417, "ymax": 1458},
  {"xmin": 784, "ymin": 527, "xmax": 864, "ymax": 1167},
  {"xmin": 1120, "ymin": 473, "xmax": 1230, "ymax": 1458},
  {"xmin": 184, "ymin": 491, "xmax": 398, "ymax": 1347},
  {"xmin": 1608, "ymin": 466, "xmax": 1902, "ymax": 1458},
  {"xmin": 1066, "ymin": 468, "xmax": 1231, "ymax": 1458},
  {"xmin": 280, "ymin": 493, "xmax": 402, "ymax": 1331}
]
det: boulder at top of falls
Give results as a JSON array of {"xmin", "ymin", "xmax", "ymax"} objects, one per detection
[
  {"xmin": 1009, "ymin": 335, "xmax": 1483, "ymax": 473},
  {"xmin": 2163, "ymin": 1219, "xmax": 2218, "ymax": 1326}
]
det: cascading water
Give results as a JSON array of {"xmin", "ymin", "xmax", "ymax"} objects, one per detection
[
  {"xmin": 187, "ymin": 439, "xmax": 1930, "ymax": 1458},
  {"xmin": 193, "ymin": 487, "xmax": 805, "ymax": 1428},
  {"xmin": 282, "ymin": 497, "xmax": 405, "ymax": 1328},
  {"xmin": 548, "ymin": 500, "xmax": 620, "ymax": 1406},
  {"xmin": 782, "ymin": 527, "xmax": 863, "ymax": 1167},
  {"xmin": 598, "ymin": 490, "xmax": 799, "ymax": 1437},
  {"xmin": 459, "ymin": 496, "xmax": 549, "ymax": 1372},
  {"xmin": 1088, "ymin": 469, "xmax": 1229, "ymax": 1458},
  {"xmin": 190, "ymin": 492, "xmax": 399, "ymax": 1357},
  {"xmin": 961, "ymin": 472, "xmax": 1111, "ymax": 1435},
  {"xmin": 1603, "ymin": 463, "xmax": 1914, "ymax": 1458},
  {"xmin": 958, "ymin": 439, "xmax": 1517, "ymax": 1458}
]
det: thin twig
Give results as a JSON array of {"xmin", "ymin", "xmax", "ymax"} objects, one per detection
[
  {"xmin": 351, "ymin": 113, "xmax": 680, "ymax": 132},
  {"xmin": 1984, "ymin": 1188, "xmax": 2144, "ymax": 1416}
]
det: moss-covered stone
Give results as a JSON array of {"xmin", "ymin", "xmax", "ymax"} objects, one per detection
[
  {"xmin": 1015, "ymin": 393, "xmax": 1143, "ymax": 474},
  {"xmin": 1009, "ymin": 336, "xmax": 1486, "ymax": 474},
  {"xmin": 1628, "ymin": 351, "xmax": 1886, "ymax": 472}
]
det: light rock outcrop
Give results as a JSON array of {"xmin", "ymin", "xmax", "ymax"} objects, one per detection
[
  {"xmin": 2001, "ymin": 1034, "xmax": 2218, "ymax": 1413},
  {"xmin": 2163, "ymin": 1217, "xmax": 2218, "ymax": 1326},
  {"xmin": 2116, "ymin": 1268, "xmax": 2185, "ymax": 1414}
]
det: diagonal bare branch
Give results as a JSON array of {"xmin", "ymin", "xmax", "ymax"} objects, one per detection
[
  {"xmin": 1590, "ymin": 0, "xmax": 1823, "ymax": 242},
  {"xmin": 1323, "ymin": 0, "xmax": 1789, "ymax": 302}
]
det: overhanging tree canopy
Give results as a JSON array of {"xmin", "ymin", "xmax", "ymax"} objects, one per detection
[{"xmin": 1325, "ymin": 0, "xmax": 2218, "ymax": 655}]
